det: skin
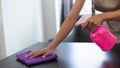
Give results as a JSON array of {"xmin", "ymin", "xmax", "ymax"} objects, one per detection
[
  {"xmin": 82, "ymin": 9, "xmax": 120, "ymax": 32},
  {"xmin": 26, "ymin": 0, "xmax": 120, "ymax": 59}
]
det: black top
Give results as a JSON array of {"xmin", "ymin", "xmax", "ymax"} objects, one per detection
[{"xmin": 0, "ymin": 42, "xmax": 120, "ymax": 68}]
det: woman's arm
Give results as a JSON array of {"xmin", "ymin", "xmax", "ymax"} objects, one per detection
[
  {"xmin": 49, "ymin": 0, "xmax": 85, "ymax": 49},
  {"xmin": 82, "ymin": 9, "xmax": 120, "ymax": 32},
  {"xmin": 100, "ymin": 9, "xmax": 120, "ymax": 21},
  {"xmin": 26, "ymin": 0, "xmax": 86, "ymax": 58}
]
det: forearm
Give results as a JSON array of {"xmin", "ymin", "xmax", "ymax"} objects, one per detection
[
  {"xmin": 49, "ymin": 0, "xmax": 85, "ymax": 49},
  {"xmin": 100, "ymin": 9, "xmax": 120, "ymax": 21}
]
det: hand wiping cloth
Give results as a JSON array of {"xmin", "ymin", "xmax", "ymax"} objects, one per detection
[{"xmin": 16, "ymin": 50, "xmax": 58, "ymax": 65}]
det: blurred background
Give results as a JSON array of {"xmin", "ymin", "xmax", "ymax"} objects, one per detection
[{"xmin": 0, "ymin": 0, "xmax": 94, "ymax": 59}]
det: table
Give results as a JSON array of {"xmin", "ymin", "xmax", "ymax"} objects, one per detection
[{"xmin": 0, "ymin": 42, "xmax": 120, "ymax": 68}]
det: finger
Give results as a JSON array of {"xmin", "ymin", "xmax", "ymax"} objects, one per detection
[
  {"xmin": 90, "ymin": 24, "xmax": 98, "ymax": 32},
  {"xmin": 29, "ymin": 53, "xmax": 39, "ymax": 59},
  {"xmin": 90, "ymin": 26, "xmax": 95, "ymax": 32},
  {"xmin": 37, "ymin": 49, "xmax": 46, "ymax": 56},
  {"xmin": 25, "ymin": 52, "xmax": 34, "ymax": 58},
  {"xmin": 86, "ymin": 22, "xmax": 93, "ymax": 31},
  {"xmin": 29, "ymin": 50, "xmax": 46, "ymax": 59},
  {"xmin": 82, "ymin": 21, "xmax": 88, "ymax": 30},
  {"xmin": 42, "ymin": 51, "xmax": 51, "ymax": 58},
  {"xmin": 92, "ymin": 25, "xmax": 98, "ymax": 32},
  {"xmin": 81, "ymin": 23, "xmax": 86, "ymax": 30},
  {"xmin": 89, "ymin": 23, "xmax": 95, "ymax": 32}
]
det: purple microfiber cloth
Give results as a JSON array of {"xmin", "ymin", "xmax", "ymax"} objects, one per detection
[{"xmin": 16, "ymin": 50, "xmax": 58, "ymax": 65}]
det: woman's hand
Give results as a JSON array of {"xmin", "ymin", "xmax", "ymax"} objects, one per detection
[
  {"xmin": 81, "ymin": 14, "xmax": 104, "ymax": 32},
  {"xmin": 25, "ymin": 46, "xmax": 55, "ymax": 59}
]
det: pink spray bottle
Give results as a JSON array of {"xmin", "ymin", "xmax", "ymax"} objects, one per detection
[
  {"xmin": 75, "ymin": 15, "xmax": 117, "ymax": 51},
  {"xmin": 90, "ymin": 25, "xmax": 117, "ymax": 51}
]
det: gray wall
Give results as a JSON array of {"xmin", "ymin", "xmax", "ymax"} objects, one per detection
[
  {"xmin": 0, "ymin": 0, "xmax": 6, "ymax": 59},
  {"xmin": 55, "ymin": 0, "xmax": 62, "ymax": 32},
  {"xmin": 0, "ymin": 0, "xmax": 57, "ymax": 59},
  {"xmin": 2, "ymin": 0, "xmax": 44, "ymax": 56},
  {"xmin": 42, "ymin": 0, "xmax": 57, "ymax": 41}
]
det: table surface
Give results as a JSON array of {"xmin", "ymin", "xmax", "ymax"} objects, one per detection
[{"xmin": 0, "ymin": 42, "xmax": 120, "ymax": 68}]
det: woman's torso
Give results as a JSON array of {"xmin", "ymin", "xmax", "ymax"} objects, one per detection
[
  {"xmin": 93, "ymin": 0, "xmax": 120, "ymax": 43},
  {"xmin": 94, "ymin": 0, "xmax": 120, "ymax": 12}
]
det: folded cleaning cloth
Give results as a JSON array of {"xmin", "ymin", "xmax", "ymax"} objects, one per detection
[{"xmin": 16, "ymin": 50, "xmax": 58, "ymax": 65}]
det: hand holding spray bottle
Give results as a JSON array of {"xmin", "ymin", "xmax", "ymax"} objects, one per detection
[{"xmin": 75, "ymin": 15, "xmax": 117, "ymax": 51}]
